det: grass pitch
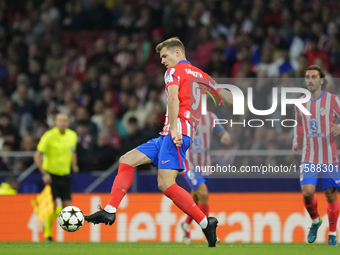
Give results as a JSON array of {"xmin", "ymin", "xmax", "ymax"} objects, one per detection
[{"xmin": 0, "ymin": 242, "xmax": 339, "ymax": 255}]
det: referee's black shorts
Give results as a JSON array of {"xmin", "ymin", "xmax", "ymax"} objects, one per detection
[{"xmin": 50, "ymin": 173, "xmax": 72, "ymax": 201}]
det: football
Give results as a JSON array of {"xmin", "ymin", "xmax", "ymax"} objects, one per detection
[{"xmin": 58, "ymin": 206, "xmax": 84, "ymax": 232}]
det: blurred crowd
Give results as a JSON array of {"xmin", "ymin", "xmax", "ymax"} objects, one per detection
[{"xmin": 0, "ymin": 0, "xmax": 340, "ymax": 173}]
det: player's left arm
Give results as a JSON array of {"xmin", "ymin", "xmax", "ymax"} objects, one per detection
[
  {"xmin": 331, "ymin": 95, "xmax": 340, "ymax": 136},
  {"xmin": 218, "ymin": 129, "xmax": 231, "ymax": 145},
  {"xmin": 168, "ymin": 84, "xmax": 182, "ymax": 147}
]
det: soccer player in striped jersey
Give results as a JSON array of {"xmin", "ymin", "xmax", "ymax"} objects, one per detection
[
  {"xmin": 292, "ymin": 65, "xmax": 340, "ymax": 246},
  {"xmin": 181, "ymin": 111, "xmax": 230, "ymax": 244},
  {"xmin": 85, "ymin": 37, "xmax": 233, "ymax": 247}
]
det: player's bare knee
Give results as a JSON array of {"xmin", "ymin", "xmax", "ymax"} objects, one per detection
[
  {"xmin": 325, "ymin": 195, "xmax": 337, "ymax": 203},
  {"xmin": 157, "ymin": 181, "xmax": 167, "ymax": 193},
  {"xmin": 302, "ymin": 192, "xmax": 314, "ymax": 202},
  {"xmin": 324, "ymin": 188, "xmax": 337, "ymax": 203},
  {"xmin": 157, "ymin": 177, "xmax": 174, "ymax": 192},
  {"xmin": 196, "ymin": 184, "xmax": 208, "ymax": 202},
  {"xmin": 119, "ymin": 154, "xmax": 128, "ymax": 164},
  {"xmin": 197, "ymin": 188, "xmax": 208, "ymax": 202}
]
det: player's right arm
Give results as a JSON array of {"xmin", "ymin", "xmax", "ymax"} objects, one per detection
[
  {"xmin": 218, "ymin": 129, "xmax": 231, "ymax": 145},
  {"xmin": 211, "ymin": 112, "xmax": 230, "ymax": 145},
  {"xmin": 34, "ymin": 133, "xmax": 51, "ymax": 184},
  {"xmin": 168, "ymin": 84, "xmax": 182, "ymax": 147},
  {"xmin": 165, "ymin": 67, "xmax": 183, "ymax": 147},
  {"xmin": 292, "ymin": 106, "xmax": 303, "ymax": 155},
  {"xmin": 218, "ymin": 89, "xmax": 233, "ymax": 106}
]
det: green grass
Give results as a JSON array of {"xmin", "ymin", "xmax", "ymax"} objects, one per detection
[{"xmin": 0, "ymin": 242, "xmax": 339, "ymax": 255}]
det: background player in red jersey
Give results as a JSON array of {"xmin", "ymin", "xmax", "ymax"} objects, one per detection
[
  {"xmin": 181, "ymin": 111, "xmax": 230, "ymax": 244},
  {"xmin": 84, "ymin": 37, "xmax": 233, "ymax": 247},
  {"xmin": 292, "ymin": 65, "xmax": 340, "ymax": 246}
]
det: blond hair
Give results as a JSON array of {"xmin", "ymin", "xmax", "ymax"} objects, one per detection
[
  {"xmin": 155, "ymin": 37, "xmax": 185, "ymax": 53},
  {"xmin": 304, "ymin": 65, "xmax": 328, "ymax": 90}
]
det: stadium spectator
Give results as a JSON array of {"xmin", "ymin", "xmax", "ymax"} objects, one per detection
[
  {"xmin": 0, "ymin": 176, "xmax": 19, "ymax": 195},
  {"xmin": 289, "ymin": 19, "xmax": 306, "ymax": 69},
  {"xmin": 330, "ymin": 34, "xmax": 340, "ymax": 76},
  {"xmin": 27, "ymin": 58, "xmax": 43, "ymax": 92},
  {"xmin": 12, "ymin": 83, "xmax": 34, "ymax": 137},
  {"xmin": 314, "ymin": 57, "xmax": 335, "ymax": 93},
  {"xmin": 102, "ymin": 113, "xmax": 122, "ymax": 152},
  {"xmin": 305, "ymin": 35, "xmax": 330, "ymax": 71},
  {"xmin": 17, "ymin": 135, "xmax": 36, "ymax": 172},
  {"xmin": 122, "ymin": 94, "xmax": 147, "ymax": 129},
  {"xmin": 121, "ymin": 117, "xmax": 145, "ymax": 154},
  {"xmin": 87, "ymin": 38, "xmax": 111, "ymax": 73},
  {"xmin": 140, "ymin": 112, "xmax": 163, "ymax": 141},
  {"xmin": 91, "ymin": 99, "xmax": 105, "ymax": 132},
  {"xmin": 278, "ymin": 8, "xmax": 293, "ymax": 41},
  {"xmin": 291, "ymin": 54, "xmax": 309, "ymax": 78},
  {"xmin": 75, "ymin": 120, "xmax": 93, "ymax": 171},
  {"xmin": 0, "ymin": 142, "xmax": 15, "ymax": 171},
  {"xmin": 61, "ymin": 42, "xmax": 86, "ymax": 85},
  {"xmin": 278, "ymin": 42, "xmax": 295, "ymax": 75},
  {"xmin": 45, "ymin": 42, "xmax": 63, "ymax": 80},
  {"xmin": 133, "ymin": 71, "xmax": 149, "ymax": 104},
  {"xmin": 89, "ymin": 131, "xmax": 118, "ymax": 170},
  {"xmin": 34, "ymin": 86, "xmax": 54, "ymax": 121},
  {"xmin": 194, "ymin": 26, "xmax": 215, "ymax": 70},
  {"xmin": 40, "ymin": 0, "xmax": 60, "ymax": 24},
  {"xmin": 70, "ymin": 106, "xmax": 98, "ymax": 141}
]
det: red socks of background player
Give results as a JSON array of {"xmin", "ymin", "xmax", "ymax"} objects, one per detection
[
  {"xmin": 303, "ymin": 196, "xmax": 319, "ymax": 220},
  {"xmin": 107, "ymin": 163, "xmax": 135, "ymax": 208},
  {"xmin": 304, "ymin": 197, "xmax": 339, "ymax": 233},
  {"xmin": 164, "ymin": 184, "xmax": 206, "ymax": 226},
  {"xmin": 327, "ymin": 200, "xmax": 339, "ymax": 232},
  {"xmin": 185, "ymin": 203, "xmax": 209, "ymax": 225}
]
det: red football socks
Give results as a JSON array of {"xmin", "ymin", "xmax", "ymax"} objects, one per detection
[
  {"xmin": 327, "ymin": 200, "xmax": 339, "ymax": 232},
  {"xmin": 184, "ymin": 215, "xmax": 193, "ymax": 225},
  {"xmin": 184, "ymin": 203, "xmax": 209, "ymax": 225},
  {"xmin": 198, "ymin": 203, "xmax": 209, "ymax": 217},
  {"xmin": 164, "ymin": 184, "xmax": 206, "ymax": 224},
  {"xmin": 303, "ymin": 196, "xmax": 319, "ymax": 220},
  {"xmin": 108, "ymin": 163, "xmax": 135, "ymax": 208}
]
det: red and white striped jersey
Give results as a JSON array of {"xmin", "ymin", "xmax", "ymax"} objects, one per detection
[
  {"xmin": 293, "ymin": 90, "xmax": 340, "ymax": 164},
  {"xmin": 160, "ymin": 60, "xmax": 216, "ymax": 138},
  {"xmin": 184, "ymin": 111, "xmax": 224, "ymax": 176}
]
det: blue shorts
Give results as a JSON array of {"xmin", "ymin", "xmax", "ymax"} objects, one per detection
[
  {"xmin": 300, "ymin": 162, "xmax": 340, "ymax": 190},
  {"xmin": 136, "ymin": 135, "xmax": 191, "ymax": 170},
  {"xmin": 183, "ymin": 169, "xmax": 209, "ymax": 191}
]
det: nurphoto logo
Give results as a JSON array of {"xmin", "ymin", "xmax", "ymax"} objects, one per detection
[{"xmin": 192, "ymin": 79, "xmax": 312, "ymax": 128}]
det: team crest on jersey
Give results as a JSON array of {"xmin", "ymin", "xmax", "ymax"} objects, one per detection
[
  {"xmin": 184, "ymin": 110, "xmax": 190, "ymax": 118},
  {"xmin": 300, "ymin": 174, "xmax": 304, "ymax": 181},
  {"xmin": 188, "ymin": 170, "xmax": 195, "ymax": 180},
  {"xmin": 193, "ymin": 137, "xmax": 202, "ymax": 148},
  {"xmin": 309, "ymin": 119, "xmax": 318, "ymax": 132},
  {"xmin": 319, "ymin": 107, "xmax": 326, "ymax": 116}
]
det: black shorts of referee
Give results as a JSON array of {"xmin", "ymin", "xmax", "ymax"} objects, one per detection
[{"xmin": 50, "ymin": 173, "xmax": 72, "ymax": 201}]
